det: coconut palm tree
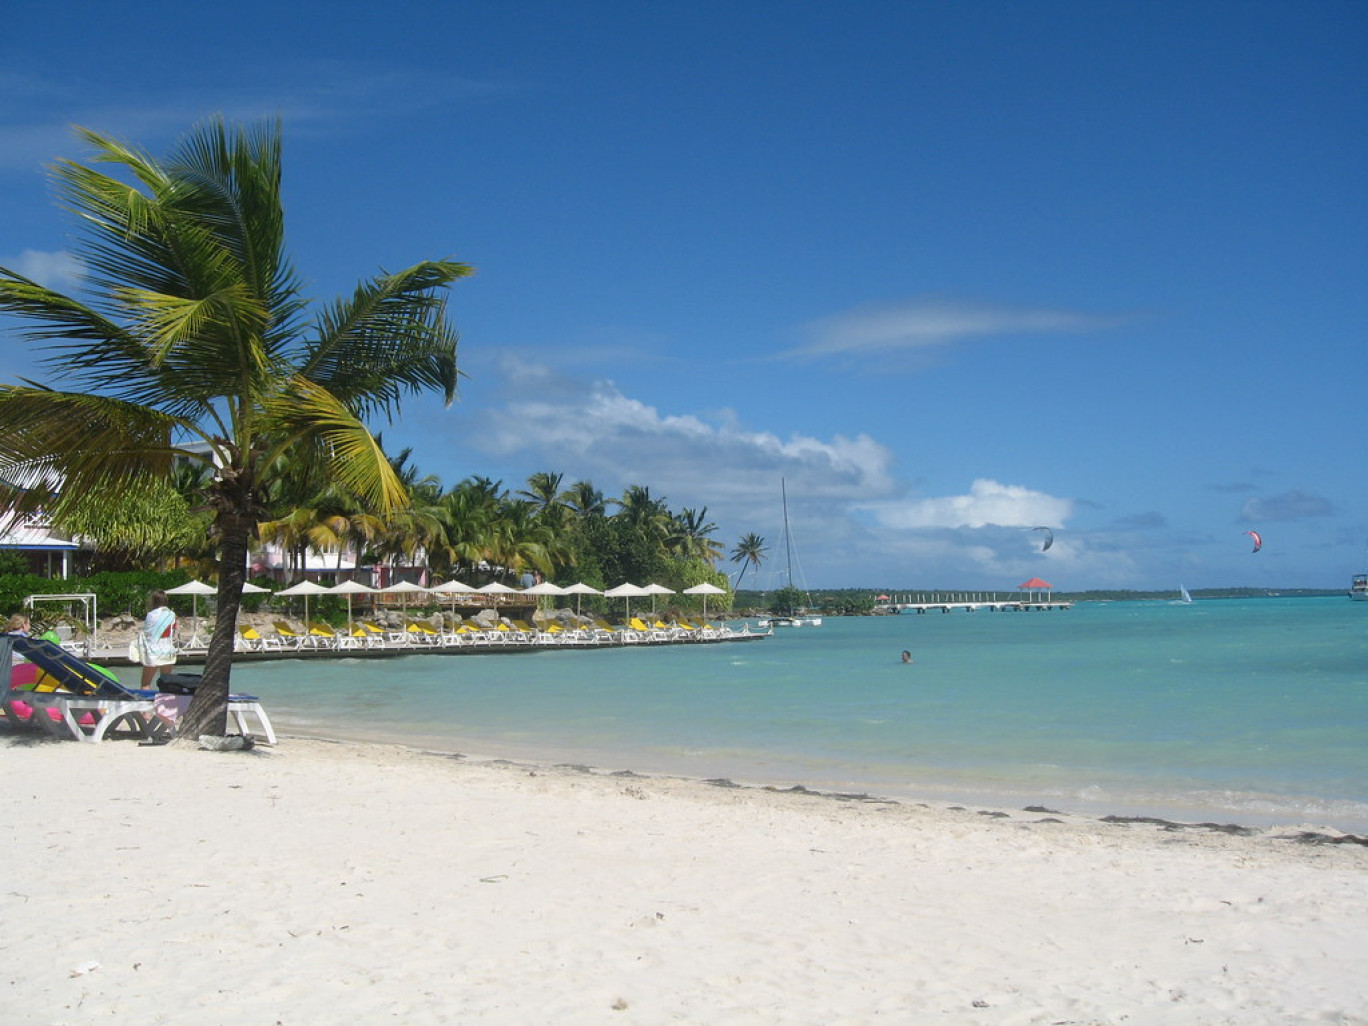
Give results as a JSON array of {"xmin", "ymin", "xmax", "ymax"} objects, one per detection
[
  {"xmin": 562, "ymin": 480, "xmax": 606, "ymax": 518},
  {"xmin": 670, "ymin": 506, "xmax": 724, "ymax": 568},
  {"xmin": 730, "ymin": 532, "xmax": 768, "ymax": 589},
  {"xmin": 0, "ymin": 118, "xmax": 471, "ymax": 738},
  {"xmin": 613, "ymin": 484, "xmax": 671, "ymax": 542},
  {"xmin": 439, "ymin": 477, "xmax": 506, "ymax": 578},
  {"xmin": 517, "ymin": 471, "xmax": 564, "ymax": 513},
  {"xmin": 370, "ymin": 448, "xmax": 447, "ymax": 580}
]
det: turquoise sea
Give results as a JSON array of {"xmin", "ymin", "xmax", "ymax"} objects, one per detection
[{"xmin": 216, "ymin": 597, "xmax": 1368, "ymax": 831}]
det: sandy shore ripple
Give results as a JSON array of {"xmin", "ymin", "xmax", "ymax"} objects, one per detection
[{"xmin": 3, "ymin": 735, "xmax": 1366, "ymax": 1025}]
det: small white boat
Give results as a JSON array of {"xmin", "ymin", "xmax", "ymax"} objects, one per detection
[
  {"xmin": 1351, "ymin": 574, "xmax": 1368, "ymax": 601},
  {"xmin": 1173, "ymin": 584, "xmax": 1194, "ymax": 605},
  {"xmin": 758, "ymin": 615, "xmax": 823, "ymax": 628}
]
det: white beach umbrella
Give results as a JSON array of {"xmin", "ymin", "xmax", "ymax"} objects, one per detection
[
  {"xmin": 604, "ymin": 582, "xmax": 650, "ymax": 621},
  {"xmin": 276, "ymin": 579, "xmax": 332, "ymax": 625},
  {"xmin": 241, "ymin": 582, "xmax": 272, "ymax": 594},
  {"xmin": 166, "ymin": 580, "xmax": 216, "ymax": 628},
  {"xmin": 683, "ymin": 582, "xmax": 727, "ymax": 619},
  {"xmin": 520, "ymin": 581, "xmax": 568, "ymax": 613},
  {"xmin": 521, "ymin": 581, "xmax": 568, "ymax": 595},
  {"xmin": 561, "ymin": 582, "xmax": 602, "ymax": 616},
  {"xmin": 641, "ymin": 582, "xmax": 675, "ymax": 616},
  {"xmin": 427, "ymin": 580, "xmax": 477, "ymax": 622},
  {"xmin": 476, "ymin": 581, "xmax": 522, "ymax": 610},
  {"xmin": 379, "ymin": 580, "xmax": 430, "ymax": 618},
  {"xmin": 166, "ymin": 580, "xmax": 216, "ymax": 596},
  {"xmin": 328, "ymin": 580, "xmax": 377, "ymax": 634}
]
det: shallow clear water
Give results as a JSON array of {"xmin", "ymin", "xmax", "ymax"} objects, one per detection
[{"xmin": 213, "ymin": 598, "xmax": 1368, "ymax": 830}]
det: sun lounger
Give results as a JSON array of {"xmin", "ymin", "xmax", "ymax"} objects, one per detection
[
  {"xmin": 236, "ymin": 624, "xmax": 282, "ymax": 652},
  {"xmin": 307, "ymin": 621, "xmax": 357, "ymax": 650},
  {"xmin": 362, "ymin": 620, "xmax": 409, "ymax": 646},
  {"xmin": 628, "ymin": 617, "xmax": 672, "ymax": 641},
  {"xmin": 272, "ymin": 621, "xmax": 309, "ymax": 649},
  {"xmin": 450, "ymin": 624, "xmax": 493, "ymax": 646},
  {"xmin": 348, "ymin": 624, "xmax": 384, "ymax": 648},
  {"xmin": 405, "ymin": 621, "xmax": 442, "ymax": 645},
  {"xmin": 2, "ymin": 638, "xmax": 274, "ymax": 744}
]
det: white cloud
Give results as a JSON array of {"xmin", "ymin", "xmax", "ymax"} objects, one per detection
[
  {"xmin": 865, "ymin": 478, "xmax": 1073, "ymax": 530},
  {"xmin": 456, "ymin": 359, "xmax": 898, "ymax": 509},
  {"xmin": 795, "ymin": 297, "xmax": 1119, "ymax": 359},
  {"xmin": 401, "ymin": 361, "xmax": 1171, "ymax": 588},
  {"xmin": 5, "ymin": 249, "xmax": 84, "ymax": 291}
]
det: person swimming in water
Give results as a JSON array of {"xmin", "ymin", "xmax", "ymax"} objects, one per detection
[{"xmin": 900, "ymin": 650, "xmax": 913, "ymax": 663}]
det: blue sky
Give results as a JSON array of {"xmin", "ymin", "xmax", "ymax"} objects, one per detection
[{"xmin": 2, "ymin": 1, "xmax": 1364, "ymax": 591}]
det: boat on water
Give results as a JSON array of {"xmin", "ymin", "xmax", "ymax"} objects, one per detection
[
  {"xmin": 1351, "ymin": 574, "xmax": 1368, "ymax": 601},
  {"xmin": 1173, "ymin": 584, "xmax": 1194, "ymax": 605},
  {"xmin": 762, "ymin": 478, "xmax": 822, "ymax": 627},
  {"xmin": 758, "ymin": 614, "xmax": 823, "ymax": 628}
]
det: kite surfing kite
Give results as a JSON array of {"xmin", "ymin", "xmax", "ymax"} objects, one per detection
[
  {"xmin": 1034, "ymin": 526, "xmax": 1054, "ymax": 551},
  {"xmin": 1245, "ymin": 530, "xmax": 1262, "ymax": 553}
]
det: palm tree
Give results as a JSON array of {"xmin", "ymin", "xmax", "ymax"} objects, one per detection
[
  {"xmin": 371, "ymin": 448, "xmax": 447, "ymax": 580},
  {"xmin": 670, "ymin": 506, "xmax": 724, "ymax": 568},
  {"xmin": 613, "ymin": 485, "xmax": 671, "ymax": 542},
  {"xmin": 517, "ymin": 471, "xmax": 564, "ymax": 513},
  {"xmin": 562, "ymin": 480, "xmax": 606, "ymax": 519},
  {"xmin": 730, "ymin": 533, "xmax": 768, "ymax": 588},
  {"xmin": 0, "ymin": 118, "xmax": 471, "ymax": 737},
  {"xmin": 439, "ymin": 477, "xmax": 506, "ymax": 578}
]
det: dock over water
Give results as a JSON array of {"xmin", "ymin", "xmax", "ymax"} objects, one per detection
[{"xmin": 876, "ymin": 595, "xmax": 1073, "ymax": 614}]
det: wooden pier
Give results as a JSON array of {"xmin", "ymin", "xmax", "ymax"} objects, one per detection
[{"xmin": 875, "ymin": 595, "xmax": 1072, "ymax": 614}]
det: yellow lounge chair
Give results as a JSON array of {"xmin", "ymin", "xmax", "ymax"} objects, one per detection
[
  {"xmin": 272, "ymin": 621, "xmax": 308, "ymax": 649},
  {"xmin": 236, "ymin": 624, "xmax": 281, "ymax": 652},
  {"xmin": 405, "ymin": 621, "xmax": 441, "ymax": 645}
]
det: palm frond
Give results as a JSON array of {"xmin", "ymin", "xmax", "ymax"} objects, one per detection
[
  {"xmin": 262, "ymin": 377, "xmax": 409, "ymax": 516},
  {"xmin": 0, "ymin": 386, "xmax": 185, "ymax": 514},
  {"xmin": 302, "ymin": 260, "xmax": 472, "ymax": 418}
]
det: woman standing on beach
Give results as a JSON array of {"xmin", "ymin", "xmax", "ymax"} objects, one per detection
[{"xmin": 139, "ymin": 590, "xmax": 177, "ymax": 688}]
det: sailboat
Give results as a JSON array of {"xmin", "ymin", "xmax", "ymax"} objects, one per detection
[
  {"xmin": 1173, "ymin": 584, "xmax": 1194, "ymax": 605},
  {"xmin": 758, "ymin": 478, "xmax": 822, "ymax": 627}
]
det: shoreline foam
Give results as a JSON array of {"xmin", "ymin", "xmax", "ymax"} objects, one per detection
[{"xmin": 4, "ymin": 732, "xmax": 1366, "ymax": 1024}]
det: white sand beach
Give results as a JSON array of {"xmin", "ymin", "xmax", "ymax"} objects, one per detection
[{"xmin": 3, "ymin": 734, "xmax": 1366, "ymax": 1026}]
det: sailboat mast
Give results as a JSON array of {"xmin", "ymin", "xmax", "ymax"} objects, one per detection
[{"xmin": 782, "ymin": 477, "xmax": 794, "ymax": 587}]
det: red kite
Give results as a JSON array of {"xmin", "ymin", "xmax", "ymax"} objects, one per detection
[{"xmin": 1245, "ymin": 530, "xmax": 1262, "ymax": 553}]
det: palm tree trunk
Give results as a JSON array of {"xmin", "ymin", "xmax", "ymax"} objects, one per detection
[{"xmin": 178, "ymin": 513, "xmax": 252, "ymax": 739}]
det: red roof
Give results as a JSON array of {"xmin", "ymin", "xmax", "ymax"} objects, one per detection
[{"xmin": 1018, "ymin": 578, "xmax": 1052, "ymax": 588}]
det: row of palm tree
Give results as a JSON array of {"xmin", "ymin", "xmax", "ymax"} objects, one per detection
[{"xmin": 254, "ymin": 458, "xmax": 771, "ymax": 597}]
